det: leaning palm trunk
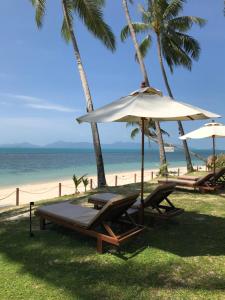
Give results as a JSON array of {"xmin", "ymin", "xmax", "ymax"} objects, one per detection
[
  {"xmin": 62, "ymin": 0, "xmax": 106, "ymax": 186},
  {"xmin": 156, "ymin": 35, "xmax": 194, "ymax": 172},
  {"xmin": 121, "ymin": 0, "xmax": 168, "ymax": 174}
]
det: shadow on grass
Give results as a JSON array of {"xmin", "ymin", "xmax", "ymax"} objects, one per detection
[{"xmin": 0, "ymin": 207, "xmax": 225, "ymax": 299}]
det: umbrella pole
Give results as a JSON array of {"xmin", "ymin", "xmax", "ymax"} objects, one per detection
[
  {"xmin": 141, "ymin": 118, "xmax": 145, "ymax": 224},
  {"xmin": 212, "ymin": 135, "xmax": 216, "ymax": 175}
]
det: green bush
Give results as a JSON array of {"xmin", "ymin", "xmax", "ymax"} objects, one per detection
[{"xmin": 207, "ymin": 153, "xmax": 225, "ymax": 170}]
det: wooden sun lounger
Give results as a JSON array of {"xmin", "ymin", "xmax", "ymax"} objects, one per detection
[
  {"xmin": 88, "ymin": 184, "xmax": 184, "ymax": 220},
  {"xmin": 177, "ymin": 175, "xmax": 201, "ymax": 181},
  {"xmin": 159, "ymin": 168, "xmax": 225, "ymax": 191},
  {"xmin": 158, "ymin": 173, "xmax": 215, "ymax": 191},
  {"xmin": 177, "ymin": 167, "xmax": 225, "ymax": 183},
  {"xmin": 210, "ymin": 167, "xmax": 225, "ymax": 186},
  {"xmin": 35, "ymin": 193, "xmax": 144, "ymax": 254}
]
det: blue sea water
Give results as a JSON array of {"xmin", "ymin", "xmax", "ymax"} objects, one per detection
[{"xmin": 0, "ymin": 148, "xmax": 214, "ymax": 187}]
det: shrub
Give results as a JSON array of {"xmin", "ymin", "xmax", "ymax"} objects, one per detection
[{"xmin": 207, "ymin": 153, "xmax": 225, "ymax": 170}]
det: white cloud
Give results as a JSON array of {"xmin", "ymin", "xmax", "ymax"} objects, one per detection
[{"xmin": 0, "ymin": 93, "xmax": 78, "ymax": 113}]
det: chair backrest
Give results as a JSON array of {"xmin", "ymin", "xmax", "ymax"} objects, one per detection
[
  {"xmin": 212, "ymin": 167, "xmax": 225, "ymax": 181},
  {"xmin": 195, "ymin": 172, "xmax": 214, "ymax": 186},
  {"xmin": 143, "ymin": 184, "xmax": 175, "ymax": 208},
  {"xmin": 88, "ymin": 192, "xmax": 139, "ymax": 229}
]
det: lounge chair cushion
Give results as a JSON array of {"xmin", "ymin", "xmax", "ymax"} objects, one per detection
[
  {"xmin": 88, "ymin": 192, "xmax": 139, "ymax": 229},
  {"xmin": 89, "ymin": 184, "xmax": 176, "ymax": 210},
  {"xmin": 37, "ymin": 202, "xmax": 99, "ymax": 228},
  {"xmin": 158, "ymin": 173, "xmax": 214, "ymax": 187},
  {"xmin": 89, "ymin": 192, "xmax": 123, "ymax": 203}
]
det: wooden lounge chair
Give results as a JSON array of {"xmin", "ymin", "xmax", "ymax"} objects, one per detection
[
  {"xmin": 88, "ymin": 184, "xmax": 184, "ymax": 220},
  {"xmin": 177, "ymin": 167, "xmax": 225, "ymax": 183},
  {"xmin": 158, "ymin": 172, "xmax": 214, "ymax": 191},
  {"xmin": 210, "ymin": 167, "xmax": 225, "ymax": 186},
  {"xmin": 35, "ymin": 192, "xmax": 144, "ymax": 254},
  {"xmin": 177, "ymin": 175, "xmax": 201, "ymax": 181}
]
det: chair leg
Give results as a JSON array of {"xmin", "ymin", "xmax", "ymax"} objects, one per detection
[
  {"xmin": 40, "ymin": 217, "xmax": 45, "ymax": 230},
  {"xmin": 97, "ymin": 237, "xmax": 103, "ymax": 254}
]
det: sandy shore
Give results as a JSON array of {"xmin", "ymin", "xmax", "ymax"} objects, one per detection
[{"xmin": 0, "ymin": 165, "xmax": 205, "ymax": 208}]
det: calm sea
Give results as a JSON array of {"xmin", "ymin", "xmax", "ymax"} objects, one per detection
[{"xmin": 0, "ymin": 148, "xmax": 214, "ymax": 187}]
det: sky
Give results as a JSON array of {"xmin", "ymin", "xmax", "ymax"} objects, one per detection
[{"xmin": 0, "ymin": 0, "xmax": 224, "ymax": 149}]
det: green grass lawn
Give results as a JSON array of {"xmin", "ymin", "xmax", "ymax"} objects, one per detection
[{"xmin": 0, "ymin": 182, "xmax": 225, "ymax": 300}]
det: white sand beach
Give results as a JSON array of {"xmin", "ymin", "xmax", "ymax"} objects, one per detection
[{"xmin": 0, "ymin": 165, "xmax": 206, "ymax": 208}]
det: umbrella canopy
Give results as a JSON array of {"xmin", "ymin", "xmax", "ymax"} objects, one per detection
[
  {"xmin": 77, "ymin": 88, "xmax": 220, "ymax": 223},
  {"xmin": 77, "ymin": 88, "xmax": 220, "ymax": 124},
  {"xmin": 180, "ymin": 122, "xmax": 225, "ymax": 139},
  {"xmin": 180, "ymin": 122, "xmax": 225, "ymax": 174}
]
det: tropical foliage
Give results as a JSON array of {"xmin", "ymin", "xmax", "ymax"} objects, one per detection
[
  {"xmin": 72, "ymin": 174, "xmax": 87, "ymax": 193},
  {"xmin": 207, "ymin": 153, "xmax": 225, "ymax": 170},
  {"xmin": 121, "ymin": 0, "xmax": 206, "ymax": 172},
  {"xmin": 127, "ymin": 119, "xmax": 169, "ymax": 140},
  {"xmin": 121, "ymin": 0, "xmax": 168, "ymax": 175},
  {"xmin": 82, "ymin": 177, "xmax": 89, "ymax": 192},
  {"xmin": 29, "ymin": 0, "xmax": 116, "ymax": 187}
]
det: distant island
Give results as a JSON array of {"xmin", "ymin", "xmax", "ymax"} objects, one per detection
[
  {"xmin": 0, "ymin": 141, "xmax": 159, "ymax": 149},
  {"xmin": 0, "ymin": 141, "xmax": 221, "ymax": 151}
]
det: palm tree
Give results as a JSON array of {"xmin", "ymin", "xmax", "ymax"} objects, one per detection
[
  {"xmin": 127, "ymin": 119, "xmax": 168, "ymax": 138},
  {"xmin": 29, "ymin": 0, "xmax": 116, "ymax": 187},
  {"xmin": 121, "ymin": 0, "xmax": 206, "ymax": 172},
  {"xmin": 121, "ymin": 0, "xmax": 168, "ymax": 175}
]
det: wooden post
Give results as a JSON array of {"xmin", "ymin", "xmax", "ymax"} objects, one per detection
[
  {"xmin": 151, "ymin": 171, "xmax": 153, "ymax": 180},
  {"xmin": 197, "ymin": 165, "xmax": 199, "ymax": 171},
  {"xmin": 90, "ymin": 179, "xmax": 93, "ymax": 190},
  {"xmin": 16, "ymin": 188, "xmax": 19, "ymax": 206},
  {"xmin": 134, "ymin": 173, "xmax": 137, "ymax": 183},
  {"xmin": 115, "ymin": 175, "xmax": 118, "ymax": 186},
  {"xmin": 59, "ymin": 183, "xmax": 62, "ymax": 197},
  {"xmin": 177, "ymin": 168, "xmax": 180, "ymax": 177}
]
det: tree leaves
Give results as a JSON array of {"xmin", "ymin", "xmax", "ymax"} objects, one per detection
[
  {"xmin": 29, "ymin": 0, "xmax": 115, "ymax": 51},
  {"xmin": 29, "ymin": 0, "xmax": 46, "ymax": 28},
  {"xmin": 121, "ymin": 0, "xmax": 206, "ymax": 73}
]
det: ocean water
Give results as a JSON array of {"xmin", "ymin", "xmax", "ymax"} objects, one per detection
[{"xmin": 0, "ymin": 148, "xmax": 214, "ymax": 187}]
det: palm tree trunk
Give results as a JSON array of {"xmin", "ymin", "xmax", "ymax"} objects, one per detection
[
  {"xmin": 156, "ymin": 34, "xmax": 194, "ymax": 172},
  {"xmin": 62, "ymin": 0, "xmax": 106, "ymax": 187},
  {"xmin": 122, "ymin": 0, "xmax": 149, "ymax": 86},
  {"xmin": 122, "ymin": 0, "xmax": 168, "ymax": 174}
]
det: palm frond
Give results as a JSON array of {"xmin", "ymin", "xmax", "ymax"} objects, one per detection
[
  {"xmin": 120, "ymin": 22, "xmax": 149, "ymax": 42},
  {"xmin": 172, "ymin": 32, "xmax": 201, "ymax": 60},
  {"xmin": 61, "ymin": 0, "xmax": 74, "ymax": 42},
  {"xmin": 131, "ymin": 128, "xmax": 140, "ymax": 139},
  {"xmin": 30, "ymin": 0, "xmax": 46, "ymax": 28},
  {"xmin": 135, "ymin": 35, "xmax": 152, "ymax": 60},
  {"xmin": 163, "ymin": 0, "xmax": 185, "ymax": 20},
  {"xmin": 169, "ymin": 16, "xmax": 206, "ymax": 32},
  {"xmin": 72, "ymin": 0, "xmax": 115, "ymax": 51},
  {"xmin": 162, "ymin": 34, "xmax": 192, "ymax": 71}
]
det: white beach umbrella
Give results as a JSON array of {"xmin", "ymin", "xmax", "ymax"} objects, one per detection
[
  {"xmin": 77, "ymin": 87, "xmax": 220, "ymax": 220},
  {"xmin": 180, "ymin": 122, "xmax": 225, "ymax": 174}
]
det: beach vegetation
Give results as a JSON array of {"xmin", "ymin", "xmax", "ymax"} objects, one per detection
[
  {"xmin": 29, "ymin": 0, "xmax": 116, "ymax": 188},
  {"xmin": 127, "ymin": 119, "xmax": 169, "ymax": 141},
  {"xmin": 0, "ymin": 181, "xmax": 225, "ymax": 299},
  {"xmin": 207, "ymin": 153, "xmax": 225, "ymax": 171},
  {"xmin": 72, "ymin": 174, "xmax": 86, "ymax": 193},
  {"xmin": 82, "ymin": 177, "xmax": 89, "ymax": 192},
  {"xmin": 121, "ymin": 0, "xmax": 206, "ymax": 173}
]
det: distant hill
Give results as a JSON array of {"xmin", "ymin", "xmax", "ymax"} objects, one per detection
[
  {"xmin": 45, "ymin": 141, "xmax": 158, "ymax": 149},
  {"xmin": 45, "ymin": 141, "xmax": 92, "ymax": 149},
  {"xmin": 0, "ymin": 142, "xmax": 40, "ymax": 148},
  {"xmin": 0, "ymin": 141, "xmax": 158, "ymax": 149}
]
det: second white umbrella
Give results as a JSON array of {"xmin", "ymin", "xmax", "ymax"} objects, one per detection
[{"xmin": 180, "ymin": 122, "xmax": 225, "ymax": 174}]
